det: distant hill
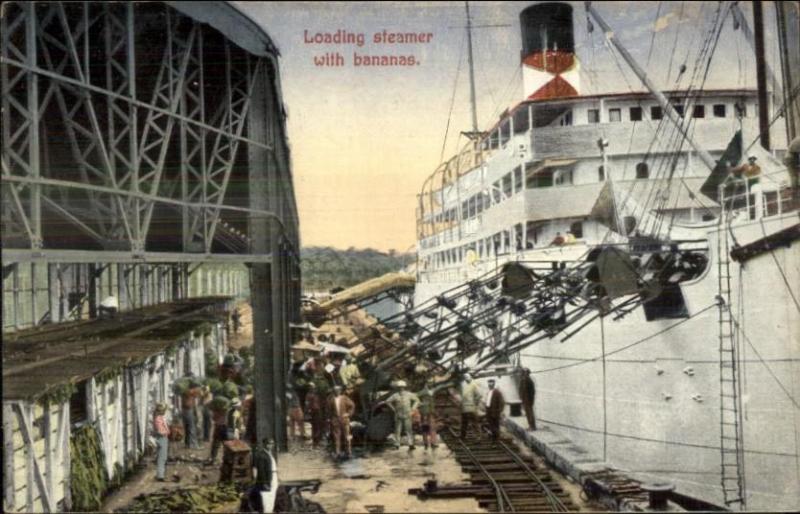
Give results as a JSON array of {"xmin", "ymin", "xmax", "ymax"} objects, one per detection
[{"xmin": 300, "ymin": 246, "xmax": 414, "ymax": 292}]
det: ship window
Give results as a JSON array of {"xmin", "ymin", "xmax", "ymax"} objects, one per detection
[
  {"xmin": 673, "ymin": 103, "xmax": 685, "ymax": 117},
  {"xmin": 636, "ymin": 162, "xmax": 650, "ymax": 179},
  {"xmin": 598, "ymin": 165, "xmax": 605, "ymax": 182},
  {"xmin": 461, "ymin": 200, "xmax": 468, "ymax": 219},
  {"xmin": 476, "ymin": 193, "xmax": 484, "ymax": 214},
  {"xmin": 493, "ymin": 233, "xmax": 501, "ymax": 254},
  {"xmin": 503, "ymin": 230, "xmax": 511, "ymax": 251},
  {"xmin": 483, "ymin": 191, "xmax": 491, "ymax": 210},
  {"xmin": 515, "ymin": 224, "xmax": 524, "ymax": 250},
  {"xmin": 490, "ymin": 130, "xmax": 499, "ymax": 149},
  {"xmin": 713, "ymin": 104, "xmax": 726, "ymax": 118},
  {"xmin": 554, "ymin": 168, "xmax": 573, "ymax": 186},
  {"xmin": 630, "ymin": 106, "xmax": 643, "ymax": 121},
  {"xmin": 468, "ymin": 196, "xmax": 476, "ymax": 218},
  {"xmin": 642, "ymin": 284, "xmax": 689, "ymax": 321},
  {"xmin": 502, "ymin": 173, "xmax": 513, "ymax": 198},
  {"xmin": 693, "ymin": 105, "xmax": 705, "ymax": 118},
  {"xmin": 526, "ymin": 221, "xmax": 538, "ymax": 248},
  {"xmin": 514, "ymin": 107, "xmax": 530, "ymax": 133},
  {"xmin": 608, "ymin": 108, "xmax": 622, "ymax": 122},
  {"xmin": 528, "ymin": 169, "xmax": 553, "ymax": 188},
  {"xmin": 570, "ymin": 221, "xmax": 583, "ymax": 238},
  {"xmin": 588, "ymin": 109, "xmax": 600, "ymax": 124},
  {"xmin": 559, "ymin": 110, "xmax": 573, "ymax": 126},
  {"xmin": 492, "ymin": 181, "xmax": 501, "ymax": 203},
  {"xmin": 513, "ymin": 166, "xmax": 523, "ymax": 193},
  {"xmin": 500, "ymin": 121, "xmax": 511, "ymax": 146},
  {"xmin": 734, "ymin": 101, "xmax": 745, "ymax": 118},
  {"xmin": 651, "ymin": 106, "xmax": 663, "ymax": 120}
]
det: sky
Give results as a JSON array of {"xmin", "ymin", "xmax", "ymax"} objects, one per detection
[{"xmin": 235, "ymin": 1, "xmax": 779, "ymax": 252}]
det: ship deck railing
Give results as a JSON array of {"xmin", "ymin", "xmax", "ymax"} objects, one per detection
[{"xmin": 718, "ymin": 170, "xmax": 798, "ymax": 222}]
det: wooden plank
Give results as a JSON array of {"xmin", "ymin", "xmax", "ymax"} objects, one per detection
[
  {"xmin": 3, "ymin": 403, "xmax": 15, "ymax": 511},
  {"xmin": 44, "ymin": 402, "xmax": 54, "ymax": 511},
  {"xmin": 61, "ymin": 400, "xmax": 71, "ymax": 510},
  {"xmin": 14, "ymin": 402, "xmax": 53, "ymax": 512},
  {"xmin": 53, "ymin": 401, "xmax": 69, "ymax": 508}
]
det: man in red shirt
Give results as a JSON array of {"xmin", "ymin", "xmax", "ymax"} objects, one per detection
[{"xmin": 153, "ymin": 403, "xmax": 170, "ymax": 481}]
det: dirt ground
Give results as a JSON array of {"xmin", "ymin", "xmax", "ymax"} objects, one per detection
[
  {"xmin": 278, "ymin": 439, "xmax": 484, "ymax": 514},
  {"xmin": 102, "ymin": 435, "xmax": 228, "ymax": 512},
  {"xmin": 101, "ymin": 301, "xmax": 596, "ymax": 513}
]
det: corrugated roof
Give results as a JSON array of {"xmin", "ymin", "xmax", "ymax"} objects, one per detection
[
  {"xmin": 3, "ymin": 297, "xmax": 232, "ymax": 401},
  {"xmin": 167, "ymin": 2, "xmax": 279, "ymax": 57}
]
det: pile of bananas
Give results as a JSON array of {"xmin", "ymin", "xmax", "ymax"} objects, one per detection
[{"xmin": 120, "ymin": 483, "xmax": 242, "ymax": 513}]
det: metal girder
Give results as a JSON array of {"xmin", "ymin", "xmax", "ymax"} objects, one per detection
[
  {"xmin": 2, "ymin": 248, "xmax": 273, "ymax": 264},
  {"xmin": 1, "ymin": 3, "xmax": 42, "ymax": 248},
  {"xmin": 136, "ymin": 9, "xmax": 198, "ymax": 248}
]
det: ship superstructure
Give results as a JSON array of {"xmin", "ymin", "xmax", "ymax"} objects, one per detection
[{"xmin": 414, "ymin": 2, "xmax": 800, "ymax": 510}]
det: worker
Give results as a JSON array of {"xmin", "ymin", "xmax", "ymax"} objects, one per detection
[
  {"xmin": 339, "ymin": 355, "xmax": 361, "ymax": 390},
  {"xmin": 305, "ymin": 382, "xmax": 325, "ymax": 448},
  {"xmin": 227, "ymin": 397, "xmax": 244, "ymax": 440},
  {"xmin": 459, "ymin": 373, "xmax": 482, "ymax": 439},
  {"xmin": 327, "ymin": 385, "xmax": 355, "ymax": 459},
  {"xmin": 201, "ymin": 384, "xmax": 213, "ymax": 442},
  {"xmin": 387, "ymin": 380, "xmax": 420, "ymax": 450},
  {"xmin": 730, "ymin": 155, "xmax": 762, "ymax": 185},
  {"xmin": 485, "ymin": 378, "xmax": 506, "ymax": 442},
  {"xmin": 181, "ymin": 378, "xmax": 203, "ymax": 449},
  {"xmin": 153, "ymin": 403, "xmax": 170, "ymax": 481},
  {"xmin": 518, "ymin": 368, "xmax": 537, "ymax": 431},
  {"xmin": 98, "ymin": 294, "xmax": 119, "ymax": 318},
  {"xmin": 417, "ymin": 383, "xmax": 439, "ymax": 450},
  {"xmin": 244, "ymin": 439, "xmax": 277, "ymax": 513},
  {"xmin": 209, "ymin": 397, "xmax": 233, "ymax": 463},
  {"xmin": 550, "ymin": 232, "xmax": 565, "ymax": 246},
  {"xmin": 232, "ymin": 308, "xmax": 242, "ymax": 334},
  {"xmin": 287, "ymin": 388, "xmax": 306, "ymax": 442}
]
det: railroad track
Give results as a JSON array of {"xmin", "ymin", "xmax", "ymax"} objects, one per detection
[{"xmin": 411, "ymin": 397, "xmax": 580, "ymax": 512}]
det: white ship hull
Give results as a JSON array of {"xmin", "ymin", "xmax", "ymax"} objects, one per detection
[{"xmin": 414, "ymin": 212, "xmax": 800, "ymax": 510}]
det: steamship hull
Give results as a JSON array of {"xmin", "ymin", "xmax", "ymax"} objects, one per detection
[{"xmin": 414, "ymin": 211, "xmax": 800, "ymax": 510}]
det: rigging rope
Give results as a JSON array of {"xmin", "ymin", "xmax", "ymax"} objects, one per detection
[
  {"xmin": 531, "ymin": 302, "xmax": 718, "ymax": 374},
  {"xmin": 724, "ymin": 303, "xmax": 800, "ymax": 410},
  {"xmin": 440, "ymin": 32, "xmax": 467, "ymax": 163}
]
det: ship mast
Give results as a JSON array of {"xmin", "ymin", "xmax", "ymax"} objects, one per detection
[
  {"xmin": 752, "ymin": 0, "xmax": 771, "ymax": 151},
  {"xmin": 583, "ymin": 2, "xmax": 718, "ymax": 173},
  {"xmin": 465, "ymin": 1, "xmax": 479, "ymax": 135}
]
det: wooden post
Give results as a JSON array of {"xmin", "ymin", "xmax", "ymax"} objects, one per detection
[
  {"xmin": 3, "ymin": 403, "xmax": 15, "ymax": 512},
  {"xmin": 15, "ymin": 402, "xmax": 54, "ymax": 512}
]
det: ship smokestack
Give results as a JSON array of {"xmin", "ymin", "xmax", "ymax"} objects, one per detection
[{"xmin": 520, "ymin": 2, "xmax": 580, "ymax": 100}]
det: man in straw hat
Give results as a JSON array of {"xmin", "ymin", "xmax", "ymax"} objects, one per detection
[
  {"xmin": 387, "ymin": 380, "xmax": 420, "ymax": 450},
  {"xmin": 153, "ymin": 403, "xmax": 170, "ymax": 481},
  {"xmin": 327, "ymin": 385, "xmax": 355, "ymax": 459}
]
